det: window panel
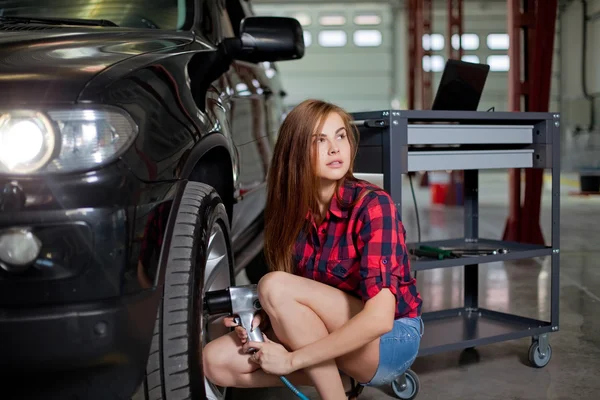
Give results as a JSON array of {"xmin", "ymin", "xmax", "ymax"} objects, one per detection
[
  {"xmin": 487, "ymin": 33, "xmax": 510, "ymax": 50},
  {"xmin": 423, "ymin": 55, "xmax": 445, "ymax": 72},
  {"xmin": 303, "ymin": 31, "xmax": 312, "ymax": 47},
  {"xmin": 318, "ymin": 30, "xmax": 347, "ymax": 47},
  {"xmin": 487, "ymin": 55, "xmax": 510, "ymax": 71},
  {"xmin": 293, "ymin": 12, "xmax": 312, "ymax": 26},
  {"xmin": 353, "ymin": 30, "xmax": 382, "ymax": 47},
  {"xmin": 423, "ymin": 33, "xmax": 445, "ymax": 51},
  {"xmin": 319, "ymin": 15, "xmax": 346, "ymax": 26},
  {"xmin": 452, "ymin": 34, "xmax": 479, "ymax": 50},
  {"xmin": 353, "ymin": 14, "xmax": 381, "ymax": 25}
]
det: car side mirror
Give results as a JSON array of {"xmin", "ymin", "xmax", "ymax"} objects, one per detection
[{"xmin": 222, "ymin": 16, "xmax": 305, "ymax": 63}]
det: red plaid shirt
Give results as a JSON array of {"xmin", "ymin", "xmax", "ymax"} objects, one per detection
[{"xmin": 294, "ymin": 178, "xmax": 422, "ymax": 319}]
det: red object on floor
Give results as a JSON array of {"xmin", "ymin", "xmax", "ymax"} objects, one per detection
[
  {"xmin": 444, "ymin": 170, "xmax": 464, "ymax": 206},
  {"xmin": 430, "ymin": 172, "xmax": 450, "ymax": 205},
  {"xmin": 431, "ymin": 184, "xmax": 448, "ymax": 204},
  {"xmin": 503, "ymin": 0, "xmax": 557, "ymax": 245}
]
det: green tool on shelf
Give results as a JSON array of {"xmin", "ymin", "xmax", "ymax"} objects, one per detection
[
  {"xmin": 409, "ymin": 245, "xmax": 459, "ymax": 260},
  {"xmin": 418, "ymin": 245, "xmax": 460, "ymax": 259},
  {"xmin": 410, "ymin": 245, "xmax": 511, "ymax": 260}
]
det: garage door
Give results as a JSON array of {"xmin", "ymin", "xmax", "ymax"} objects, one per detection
[
  {"xmin": 253, "ymin": 1, "xmax": 560, "ymax": 114},
  {"xmin": 253, "ymin": 2, "xmax": 395, "ymax": 113},
  {"xmin": 426, "ymin": 1, "xmax": 560, "ymax": 113}
]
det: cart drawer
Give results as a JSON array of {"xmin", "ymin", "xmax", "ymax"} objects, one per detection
[
  {"xmin": 407, "ymin": 149, "xmax": 534, "ymax": 171},
  {"xmin": 408, "ymin": 124, "xmax": 534, "ymax": 145}
]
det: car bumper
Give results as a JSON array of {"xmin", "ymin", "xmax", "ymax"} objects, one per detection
[
  {"xmin": 0, "ymin": 289, "xmax": 160, "ymax": 398},
  {"xmin": 0, "ymin": 165, "xmax": 179, "ymax": 398},
  {"xmin": 0, "ymin": 164, "xmax": 178, "ymax": 305}
]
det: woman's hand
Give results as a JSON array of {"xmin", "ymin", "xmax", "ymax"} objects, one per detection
[
  {"xmin": 223, "ymin": 310, "xmax": 269, "ymax": 345},
  {"xmin": 244, "ymin": 334, "xmax": 295, "ymax": 376}
]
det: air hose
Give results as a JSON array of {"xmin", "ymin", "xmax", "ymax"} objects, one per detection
[{"xmin": 280, "ymin": 376, "xmax": 310, "ymax": 400}]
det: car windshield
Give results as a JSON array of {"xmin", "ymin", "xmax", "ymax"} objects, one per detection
[{"xmin": 0, "ymin": 0, "xmax": 191, "ymax": 30}]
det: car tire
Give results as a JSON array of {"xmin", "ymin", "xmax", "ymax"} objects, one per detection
[{"xmin": 139, "ymin": 182, "xmax": 235, "ymax": 400}]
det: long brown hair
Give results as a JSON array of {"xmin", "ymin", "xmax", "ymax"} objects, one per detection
[{"xmin": 264, "ymin": 99, "xmax": 360, "ymax": 274}]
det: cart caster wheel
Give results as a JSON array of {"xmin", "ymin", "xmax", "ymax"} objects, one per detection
[
  {"xmin": 528, "ymin": 342, "xmax": 552, "ymax": 368},
  {"xmin": 391, "ymin": 369, "xmax": 420, "ymax": 400},
  {"xmin": 459, "ymin": 347, "xmax": 480, "ymax": 365}
]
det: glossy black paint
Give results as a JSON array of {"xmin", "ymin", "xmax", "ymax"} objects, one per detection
[
  {"xmin": 0, "ymin": 28, "xmax": 195, "ymax": 105},
  {"xmin": 0, "ymin": 0, "xmax": 301, "ymax": 396},
  {"xmin": 233, "ymin": 16, "xmax": 305, "ymax": 63},
  {"xmin": 0, "ymin": 163, "xmax": 181, "ymax": 303},
  {"xmin": 0, "ymin": 289, "xmax": 160, "ymax": 400}
]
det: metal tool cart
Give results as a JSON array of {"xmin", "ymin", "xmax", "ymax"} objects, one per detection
[{"xmin": 350, "ymin": 109, "xmax": 559, "ymax": 374}]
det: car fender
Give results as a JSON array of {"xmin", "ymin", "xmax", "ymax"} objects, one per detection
[{"xmin": 179, "ymin": 132, "xmax": 235, "ymax": 180}]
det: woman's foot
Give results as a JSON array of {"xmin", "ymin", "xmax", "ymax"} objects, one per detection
[{"xmin": 341, "ymin": 374, "xmax": 364, "ymax": 400}]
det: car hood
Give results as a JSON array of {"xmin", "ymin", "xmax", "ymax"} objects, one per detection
[{"xmin": 0, "ymin": 28, "xmax": 194, "ymax": 105}]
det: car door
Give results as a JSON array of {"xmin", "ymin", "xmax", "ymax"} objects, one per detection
[
  {"xmin": 227, "ymin": 61, "xmax": 269, "ymax": 239},
  {"xmin": 227, "ymin": 0, "xmax": 289, "ymax": 149},
  {"xmin": 208, "ymin": 0, "xmax": 270, "ymax": 242}
]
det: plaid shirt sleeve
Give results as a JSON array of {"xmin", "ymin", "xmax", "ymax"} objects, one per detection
[{"xmin": 356, "ymin": 192, "xmax": 419, "ymax": 316}]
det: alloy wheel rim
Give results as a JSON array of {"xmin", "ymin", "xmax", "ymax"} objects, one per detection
[{"xmin": 202, "ymin": 222, "xmax": 231, "ymax": 400}]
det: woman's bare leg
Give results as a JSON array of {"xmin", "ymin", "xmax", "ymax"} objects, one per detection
[
  {"xmin": 257, "ymin": 271, "xmax": 381, "ymax": 400},
  {"xmin": 202, "ymin": 327, "xmax": 313, "ymax": 389},
  {"xmin": 203, "ymin": 271, "xmax": 380, "ymax": 395}
]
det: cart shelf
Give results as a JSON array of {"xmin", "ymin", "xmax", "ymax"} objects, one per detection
[
  {"xmin": 351, "ymin": 109, "xmax": 560, "ymax": 372},
  {"xmin": 419, "ymin": 308, "xmax": 553, "ymax": 357},
  {"xmin": 408, "ymin": 238, "xmax": 552, "ymax": 271}
]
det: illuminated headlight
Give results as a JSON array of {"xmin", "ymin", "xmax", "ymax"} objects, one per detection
[
  {"xmin": 0, "ymin": 108, "xmax": 137, "ymax": 175},
  {"xmin": 0, "ymin": 111, "xmax": 56, "ymax": 174}
]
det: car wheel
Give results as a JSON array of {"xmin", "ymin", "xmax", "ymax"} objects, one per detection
[{"xmin": 141, "ymin": 182, "xmax": 234, "ymax": 400}]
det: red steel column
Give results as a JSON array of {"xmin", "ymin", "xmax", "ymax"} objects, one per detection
[
  {"xmin": 503, "ymin": 0, "xmax": 557, "ymax": 244},
  {"xmin": 521, "ymin": 0, "xmax": 558, "ymax": 244},
  {"xmin": 503, "ymin": 0, "xmax": 525, "ymax": 242},
  {"xmin": 447, "ymin": 0, "xmax": 464, "ymax": 61},
  {"xmin": 445, "ymin": 0, "xmax": 465, "ymax": 206},
  {"xmin": 407, "ymin": 0, "xmax": 433, "ymax": 186}
]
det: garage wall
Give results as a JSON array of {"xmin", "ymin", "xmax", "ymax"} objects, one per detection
[
  {"xmin": 252, "ymin": 0, "xmax": 560, "ymax": 115},
  {"xmin": 559, "ymin": 0, "xmax": 600, "ymax": 171},
  {"xmin": 252, "ymin": 1, "xmax": 399, "ymax": 112},
  {"xmin": 429, "ymin": 1, "xmax": 560, "ymax": 114}
]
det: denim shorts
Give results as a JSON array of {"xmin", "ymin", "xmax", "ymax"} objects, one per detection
[{"xmin": 360, "ymin": 316, "xmax": 423, "ymax": 387}]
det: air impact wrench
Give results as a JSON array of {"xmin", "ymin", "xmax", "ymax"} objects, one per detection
[
  {"xmin": 203, "ymin": 285, "xmax": 309, "ymax": 400},
  {"xmin": 204, "ymin": 285, "xmax": 264, "ymax": 350}
]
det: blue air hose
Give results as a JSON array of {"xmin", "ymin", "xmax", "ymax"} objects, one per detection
[{"xmin": 280, "ymin": 376, "xmax": 310, "ymax": 400}]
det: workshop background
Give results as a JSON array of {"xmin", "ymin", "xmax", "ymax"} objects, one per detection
[
  {"xmin": 231, "ymin": 0, "xmax": 600, "ymax": 399},
  {"xmin": 253, "ymin": 0, "xmax": 598, "ymax": 175}
]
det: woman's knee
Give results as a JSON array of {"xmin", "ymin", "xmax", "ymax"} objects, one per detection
[{"xmin": 257, "ymin": 271, "xmax": 292, "ymax": 312}]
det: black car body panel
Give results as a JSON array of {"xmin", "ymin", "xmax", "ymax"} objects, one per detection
[
  {"xmin": 0, "ymin": 29, "xmax": 195, "ymax": 105},
  {"xmin": 0, "ymin": 289, "xmax": 160, "ymax": 399},
  {"xmin": 0, "ymin": 0, "xmax": 303, "ymax": 398}
]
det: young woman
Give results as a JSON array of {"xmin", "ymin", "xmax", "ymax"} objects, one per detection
[{"xmin": 203, "ymin": 99, "xmax": 423, "ymax": 400}]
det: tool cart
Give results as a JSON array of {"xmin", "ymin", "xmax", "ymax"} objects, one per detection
[{"xmin": 350, "ymin": 109, "xmax": 560, "ymax": 399}]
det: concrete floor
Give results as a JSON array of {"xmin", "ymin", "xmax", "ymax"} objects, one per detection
[{"xmin": 232, "ymin": 172, "xmax": 600, "ymax": 400}]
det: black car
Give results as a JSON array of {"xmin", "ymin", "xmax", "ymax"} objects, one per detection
[{"xmin": 0, "ymin": 1, "xmax": 303, "ymax": 399}]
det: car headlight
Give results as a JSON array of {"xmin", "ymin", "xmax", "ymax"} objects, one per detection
[{"xmin": 0, "ymin": 107, "xmax": 138, "ymax": 175}]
